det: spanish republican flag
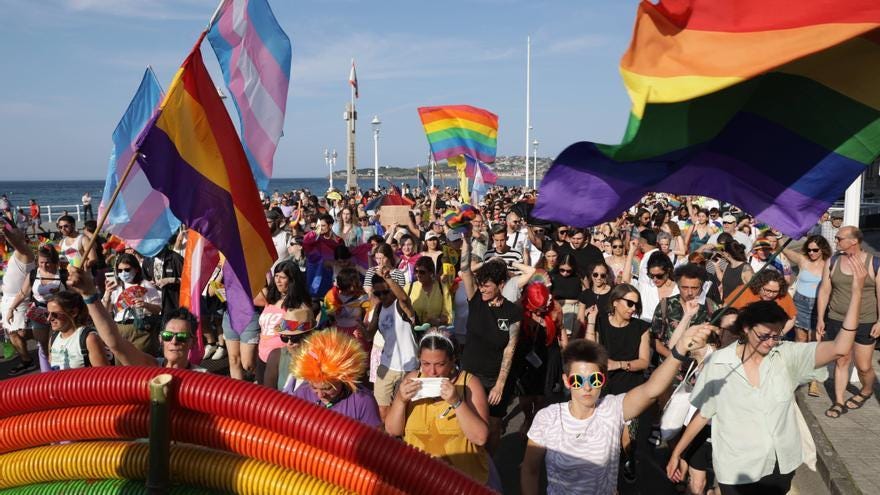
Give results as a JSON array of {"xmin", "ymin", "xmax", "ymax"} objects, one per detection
[{"xmin": 137, "ymin": 34, "xmax": 276, "ymax": 330}]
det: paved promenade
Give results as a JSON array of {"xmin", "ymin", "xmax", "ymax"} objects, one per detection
[{"xmin": 799, "ymin": 350, "xmax": 880, "ymax": 495}]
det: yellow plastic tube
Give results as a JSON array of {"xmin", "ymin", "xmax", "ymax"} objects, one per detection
[{"xmin": 0, "ymin": 442, "xmax": 352, "ymax": 495}]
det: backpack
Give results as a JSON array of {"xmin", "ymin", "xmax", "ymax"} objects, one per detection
[
  {"xmin": 29, "ymin": 267, "xmax": 68, "ymax": 290},
  {"xmin": 49, "ymin": 326, "xmax": 113, "ymax": 368}
]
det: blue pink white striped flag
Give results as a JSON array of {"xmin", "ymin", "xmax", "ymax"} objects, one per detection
[
  {"xmin": 179, "ymin": 229, "xmax": 220, "ymax": 365},
  {"xmin": 98, "ymin": 68, "xmax": 181, "ymax": 257},
  {"xmin": 464, "ymin": 154, "xmax": 498, "ymax": 184},
  {"xmin": 207, "ymin": 0, "xmax": 292, "ymax": 192}
]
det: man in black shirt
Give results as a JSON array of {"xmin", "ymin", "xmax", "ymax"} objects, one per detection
[
  {"xmin": 460, "ymin": 232, "xmax": 522, "ymax": 454},
  {"xmin": 558, "ymin": 228, "xmax": 605, "ymax": 278}
]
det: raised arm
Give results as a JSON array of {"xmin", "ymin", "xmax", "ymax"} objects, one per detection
[
  {"xmin": 814, "ymin": 253, "xmax": 865, "ymax": 367},
  {"xmin": 622, "ymin": 323, "xmax": 711, "ymax": 421},
  {"xmin": 460, "ymin": 230, "xmax": 477, "ymax": 300},
  {"xmin": 65, "ymin": 266, "xmax": 156, "ymax": 367}
]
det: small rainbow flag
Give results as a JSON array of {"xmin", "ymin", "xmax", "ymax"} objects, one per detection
[
  {"xmin": 535, "ymin": 1, "xmax": 880, "ymax": 237},
  {"xmin": 417, "ymin": 105, "xmax": 498, "ymax": 164}
]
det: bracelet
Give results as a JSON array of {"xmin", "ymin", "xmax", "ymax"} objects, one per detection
[
  {"xmin": 670, "ymin": 345, "xmax": 689, "ymax": 361},
  {"xmin": 82, "ymin": 293, "xmax": 99, "ymax": 305},
  {"xmin": 451, "ymin": 398, "xmax": 463, "ymax": 409},
  {"xmin": 841, "ymin": 326, "xmax": 858, "ymax": 332}
]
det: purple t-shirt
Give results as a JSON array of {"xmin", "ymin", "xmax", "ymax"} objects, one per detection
[{"xmin": 292, "ymin": 385, "xmax": 382, "ymax": 428}]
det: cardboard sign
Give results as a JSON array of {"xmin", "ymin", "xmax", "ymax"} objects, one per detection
[{"xmin": 378, "ymin": 205, "xmax": 412, "ymax": 228}]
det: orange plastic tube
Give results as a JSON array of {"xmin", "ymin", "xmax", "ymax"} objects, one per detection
[
  {"xmin": 0, "ymin": 405, "xmax": 403, "ymax": 495},
  {"xmin": 0, "ymin": 441, "xmax": 351, "ymax": 494}
]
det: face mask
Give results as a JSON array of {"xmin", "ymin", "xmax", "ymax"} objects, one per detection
[{"xmin": 118, "ymin": 271, "xmax": 135, "ymax": 283}]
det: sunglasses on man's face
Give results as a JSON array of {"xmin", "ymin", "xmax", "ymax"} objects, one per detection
[
  {"xmin": 567, "ymin": 372, "xmax": 605, "ymax": 390},
  {"xmin": 279, "ymin": 333, "xmax": 307, "ymax": 344},
  {"xmin": 160, "ymin": 331, "xmax": 191, "ymax": 342}
]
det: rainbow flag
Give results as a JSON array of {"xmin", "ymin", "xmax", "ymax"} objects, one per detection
[
  {"xmin": 418, "ymin": 105, "xmax": 498, "ymax": 164},
  {"xmin": 136, "ymin": 36, "xmax": 276, "ymax": 330},
  {"xmin": 535, "ymin": 1, "xmax": 880, "ymax": 237},
  {"xmin": 207, "ymin": 0, "xmax": 292, "ymax": 192},
  {"xmin": 179, "ymin": 229, "xmax": 220, "ymax": 365},
  {"xmin": 99, "ymin": 68, "xmax": 181, "ymax": 256}
]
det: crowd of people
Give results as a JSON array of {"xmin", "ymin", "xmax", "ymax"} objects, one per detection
[{"xmin": 0, "ymin": 185, "xmax": 874, "ymax": 494}]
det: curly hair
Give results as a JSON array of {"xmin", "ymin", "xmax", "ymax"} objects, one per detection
[
  {"xmin": 748, "ymin": 269, "xmax": 788, "ymax": 296},
  {"xmin": 474, "ymin": 258, "xmax": 509, "ymax": 286},
  {"xmin": 290, "ymin": 330, "xmax": 367, "ymax": 391}
]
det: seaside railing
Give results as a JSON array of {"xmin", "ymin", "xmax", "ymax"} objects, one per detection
[{"xmin": 40, "ymin": 205, "xmax": 91, "ymax": 225}]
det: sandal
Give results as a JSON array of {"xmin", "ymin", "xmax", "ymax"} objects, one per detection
[
  {"xmin": 844, "ymin": 392, "xmax": 873, "ymax": 410},
  {"xmin": 808, "ymin": 381, "xmax": 821, "ymax": 397},
  {"xmin": 825, "ymin": 403, "xmax": 847, "ymax": 418}
]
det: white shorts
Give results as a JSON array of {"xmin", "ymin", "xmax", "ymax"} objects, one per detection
[{"xmin": 1, "ymin": 295, "xmax": 29, "ymax": 333}]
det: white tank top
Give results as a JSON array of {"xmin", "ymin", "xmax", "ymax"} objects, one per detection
[
  {"xmin": 50, "ymin": 326, "xmax": 88, "ymax": 370},
  {"xmin": 378, "ymin": 301, "xmax": 418, "ymax": 372},
  {"xmin": 32, "ymin": 273, "xmax": 63, "ymax": 304}
]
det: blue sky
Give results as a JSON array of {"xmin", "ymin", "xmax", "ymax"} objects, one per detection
[{"xmin": 0, "ymin": 0, "xmax": 641, "ymax": 180}]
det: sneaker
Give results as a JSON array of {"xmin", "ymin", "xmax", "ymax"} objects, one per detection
[
  {"xmin": 203, "ymin": 344, "xmax": 218, "ymax": 360},
  {"xmin": 211, "ymin": 346, "xmax": 227, "ymax": 360},
  {"xmin": 8, "ymin": 359, "xmax": 38, "ymax": 377}
]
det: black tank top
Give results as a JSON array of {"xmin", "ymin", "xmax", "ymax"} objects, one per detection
[{"xmin": 721, "ymin": 263, "xmax": 745, "ymax": 299}]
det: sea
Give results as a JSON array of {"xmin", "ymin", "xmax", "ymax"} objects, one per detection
[{"xmin": 0, "ymin": 177, "xmax": 524, "ymax": 222}]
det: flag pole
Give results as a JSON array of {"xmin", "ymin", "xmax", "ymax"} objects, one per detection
[
  {"xmin": 80, "ymin": 151, "xmax": 142, "ymax": 265},
  {"xmin": 524, "ymin": 35, "xmax": 531, "ymax": 189},
  {"xmin": 429, "ymin": 148, "xmax": 435, "ymax": 189},
  {"xmin": 206, "ymin": 0, "xmax": 229, "ymax": 30}
]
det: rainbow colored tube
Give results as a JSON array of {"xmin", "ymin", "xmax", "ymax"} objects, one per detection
[{"xmin": 0, "ymin": 368, "xmax": 495, "ymax": 495}]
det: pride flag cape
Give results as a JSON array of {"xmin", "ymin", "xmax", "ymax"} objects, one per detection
[
  {"xmin": 207, "ymin": 0, "xmax": 292, "ymax": 192},
  {"xmin": 179, "ymin": 229, "xmax": 220, "ymax": 365},
  {"xmin": 99, "ymin": 68, "xmax": 181, "ymax": 256},
  {"xmin": 136, "ymin": 36, "xmax": 276, "ymax": 330},
  {"xmin": 418, "ymin": 105, "xmax": 499, "ymax": 164},
  {"xmin": 535, "ymin": 0, "xmax": 880, "ymax": 237}
]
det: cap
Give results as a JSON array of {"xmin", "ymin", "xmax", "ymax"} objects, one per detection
[
  {"xmin": 446, "ymin": 229, "xmax": 463, "ymax": 242},
  {"xmin": 721, "ymin": 214, "xmax": 737, "ymax": 223},
  {"xmin": 425, "ymin": 230, "xmax": 440, "ymax": 241},
  {"xmin": 830, "ymin": 210, "xmax": 844, "ymax": 219}
]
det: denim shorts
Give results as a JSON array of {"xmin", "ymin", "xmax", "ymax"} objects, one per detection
[
  {"xmin": 221, "ymin": 311, "xmax": 261, "ymax": 345},
  {"xmin": 793, "ymin": 292, "xmax": 817, "ymax": 330}
]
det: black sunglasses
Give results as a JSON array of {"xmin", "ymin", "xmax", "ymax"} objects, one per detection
[
  {"xmin": 118, "ymin": 267, "xmax": 133, "ymax": 273},
  {"xmin": 806, "ymin": 248, "xmax": 820, "ymax": 253},
  {"xmin": 591, "ymin": 273, "xmax": 607, "ymax": 279},
  {"xmin": 619, "ymin": 299, "xmax": 638, "ymax": 308},
  {"xmin": 649, "ymin": 272, "xmax": 667, "ymax": 279},
  {"xmin": 279, "ymin": 333, "xmax": 307, "ymax": 344},
  {"xmin": 612, "ymin": 244, "xmax": 623, "ymax": 248}
]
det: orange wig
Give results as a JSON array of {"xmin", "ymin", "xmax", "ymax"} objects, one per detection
[{"xmin": 290, "ymin": 329, "xmax": 367, "ymax": 391}]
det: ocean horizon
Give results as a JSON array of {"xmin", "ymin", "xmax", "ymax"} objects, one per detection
[{"xmin": 0, "ymin": 177, "xmax": 525, "ymax": 221}]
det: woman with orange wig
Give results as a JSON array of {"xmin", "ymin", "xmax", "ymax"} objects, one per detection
[
  {"xmin": 517, "ymin": 283, "xmax": 566, "ymax": 433},
  {"xmin": 290, "ymin": 329, "xmax": 382, "ymax": 428}
]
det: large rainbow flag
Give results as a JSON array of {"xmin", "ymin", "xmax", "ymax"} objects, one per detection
[
  {"xmin": 418, "ymin": 105, "xmax": 499, "ymax": 164},
  {"xmin": 136, "ymin": 35, "xmax": 276, "ymax": 330},
  {"xmin": 534, "ymin": 0, "xmax": 880, "ymax": 237}
]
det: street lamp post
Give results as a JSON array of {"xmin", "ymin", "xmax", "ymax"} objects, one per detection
[
  {"xmin": 532, "ymin": 139, "xmax": 539, "ymax": 189},
  {"xmin": 331, "ymin": 149, "xmax": 338, "ymax": 191},
  {"xmin": 371, "ymin": 115, "xmax": 381, "ymax": 192},
  {"xmin": 324, "ymin": 148, "xmax": 332, "ymax": 191}
]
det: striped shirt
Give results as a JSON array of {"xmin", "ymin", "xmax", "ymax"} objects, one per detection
[
  {"xmin": 484, "ymin": 248, "xmax": 524, "ymax": 276},
  {"xmin": 528, "ymin": 395, "xmax": 625, "ymax": 495}
]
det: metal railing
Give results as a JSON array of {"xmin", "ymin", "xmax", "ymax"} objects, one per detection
[{"xmin": 40, "ymin": 205, "xmax": 93, "ymax": 225}]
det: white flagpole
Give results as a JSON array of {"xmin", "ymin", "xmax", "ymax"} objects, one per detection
[
  {"xmin": 525, "ymin": 35, "xmax": 531, "ymax": 189},
  {"xmin": 206, "ymin": 0, "xmax": 229, "ymax": 30}
]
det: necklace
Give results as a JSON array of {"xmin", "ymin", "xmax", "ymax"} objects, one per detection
[{"xmin": 560, "ymin": 401, "xmax": 595, "ymax": 439}]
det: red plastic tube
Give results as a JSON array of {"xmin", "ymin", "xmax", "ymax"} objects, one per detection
[{"xmin": 0, "ymin": 368, "xmax": 495, "ymax": 495}]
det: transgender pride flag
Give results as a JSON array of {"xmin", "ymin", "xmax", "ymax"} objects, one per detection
[
  {"xmin": 99, "ymin": 68, "xmax": 181, "ymax": 257},
  {"xmin": 207, "ymin": 0, "xmax": 292, "ymax": 192}
]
